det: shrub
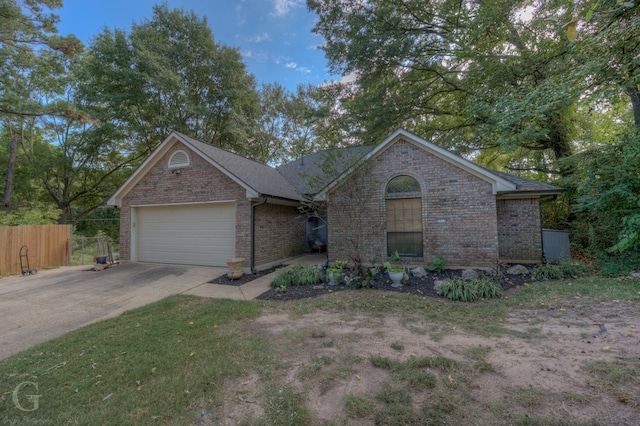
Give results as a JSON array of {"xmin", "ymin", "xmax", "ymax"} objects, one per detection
[
  {"xmin": 531, "ymin": 259, "xmax": 589, "ymax": 280},
  {"xmin": 428, "ymin": 255, "xmax": 446, "ymax": 272},
  {"xmin": 474, "ymin": 279, "xmax": 503, "ymax": 299},
  {"xmin": 437, "ymin": 278, "xmax": 479, "ymax": 302},
  {"xmin": 437, "ymin": 278, "xmax": 504, "ymax": 302},
  {"xmin": 598, "ymin": 252, "xmax": 640, "ymax": 277},
  {"xmin": 271, "ymin": 264, "xmax": 323, "ymax": 289}
]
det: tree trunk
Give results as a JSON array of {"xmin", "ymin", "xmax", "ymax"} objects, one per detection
[
  {"xmin": 625, "ymin": 85, "xmax": 640, "ymax": 128},
  {"xmin": 3, "ymin": 133, "xmax": 18, "ymax": 213}
]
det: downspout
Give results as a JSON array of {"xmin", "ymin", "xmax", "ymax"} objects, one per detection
[{"xmin": 251, "ymin": 195, "xmax": 268, "ymax": 274}]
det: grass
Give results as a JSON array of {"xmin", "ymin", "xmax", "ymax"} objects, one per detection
[
  {"xmin": 1, "ymin": 275, "xmax": 639, "ymax": 424},
  {"xmin": 0, "ymin": 296, "xmax": 270, "ymax": 425}
]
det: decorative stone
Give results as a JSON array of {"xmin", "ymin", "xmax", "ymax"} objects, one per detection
[
  {"xmin": 461, "ymin": 269, "xmax": 478, "ymax": 281},
  {"xmin": 506, "ymin": 264, "xmax": 529, "ymax": 275},
  {"xmin": 433, "ymin": 279, "xmax": 449, "ymax": 291},
  {"xmin": 629, "ymin": 272, "xmax": 640, "ymax": 278},
  {"xmin": 411, "ymin": 266, "xmax": 427, "ymax": 277}
]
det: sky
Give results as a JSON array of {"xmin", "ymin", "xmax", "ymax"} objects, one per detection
[{"xmin": 56, "ymin": 0, "xmax": 340, "ymax": 91}]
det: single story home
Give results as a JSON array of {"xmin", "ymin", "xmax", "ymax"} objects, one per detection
[{"xmin": 107, "ymin": 128, "xmax": 564, "ymax": 270}]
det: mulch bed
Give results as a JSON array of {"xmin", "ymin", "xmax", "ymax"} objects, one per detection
[{"xmin": 254, "ymin": 268, "xmax": 533, "ymax": 301}]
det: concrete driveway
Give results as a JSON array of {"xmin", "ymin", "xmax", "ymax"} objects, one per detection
[{"xmin": 0, "ymin": 262, "xmax": 259, "ymax": 360}]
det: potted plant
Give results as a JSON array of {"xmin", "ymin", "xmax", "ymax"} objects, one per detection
[
  {"xmin": 225, "ymin": 257, "xmax": 245, "ymax": 280},
  {"xmin": 327, "ymin": 260, "xmax": 348, "ymax": 286},
  {"xmin": 383, "ymin": 251, "xmax": 405, "ymax": 288}
]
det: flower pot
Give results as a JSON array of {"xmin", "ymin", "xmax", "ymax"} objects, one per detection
[
  {"xmin": 388, "ymin": 271, "xmax": 404, "ymax": 288},
  {"xmin": 225, "ymin": 257, "xmax": 245, "ymax": 280},
  {"xmin": 327, "ymin": 269, "xmax": 342, "ymax": 286}
]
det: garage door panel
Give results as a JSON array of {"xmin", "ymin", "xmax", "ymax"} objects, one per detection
[{"xmin": 137, "ymin": 203, "xmax": 236, "ymax": 266}]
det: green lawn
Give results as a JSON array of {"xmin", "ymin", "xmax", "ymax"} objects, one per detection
[{"xmin": 1, "ymin": 276, "xmax": 639, "ymax": 425}]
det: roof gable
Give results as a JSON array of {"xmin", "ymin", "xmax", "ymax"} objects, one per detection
[
  {"xmin": 107, "ymin": 131, "xmax": 300, "ymax": 207},
  {"xmin": 314, "ymin": 128, "xmax": 521, "ymax": 199}
]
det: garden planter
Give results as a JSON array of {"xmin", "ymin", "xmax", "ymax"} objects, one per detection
[
  {"xmin": 327, "ymin": 269, "xmax": 342, "ymax": 286},
  {"xmin": 225, "ymin": 257, "xmax": 245, "ymax": 280},
  {"xmin": 388, "ymin": 271, "xmax": 404, "ymax": 288}
]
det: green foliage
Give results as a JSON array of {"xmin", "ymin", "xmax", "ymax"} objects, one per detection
[
  {"xmin": 0, "ymin": 204, "xmax": 60, "ymax": 225},
  {"xmin": 383, "ymin": 250, "xmax": 404, "ymax": 273},
  {"xmin": 437, "ymin": 279, "xmax": 479, "ymax": 302},
  {"xmin": 571, "ymin": 130, "xmax": 640, "ymax": 253},
  {"xmin": 334, "ymin": 259, "xmax": 348, "ymax": 270},
  {"xmin": 474, "ymin": 279, "xmax": 504, "ymax": 299},
  {"xmin": 79, "ymin": 4, "xmax": 260, "ymax": 157},
  {"xmin": 598, "ymin": 252, "xmax": 640, "ymax": 277},
  {"xmin": 271, "ymin": 264, "xmax": 324, "ymax": 289},
  {"xmin": 428, "ymin": 255, "xmax": 446, "ymax": 273},
  {"xmin": 531, "ymin": 260, "xmax": 589, "ymax": 281}
]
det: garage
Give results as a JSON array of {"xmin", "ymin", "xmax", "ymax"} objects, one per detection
[{"xmin": 135, "ymin": 203, "xmax": 236, "ymax": 266}]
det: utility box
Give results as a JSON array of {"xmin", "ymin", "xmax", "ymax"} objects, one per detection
[{"xmin": 542, "ymin": 229, "xmax": 570, "ymax": 263}]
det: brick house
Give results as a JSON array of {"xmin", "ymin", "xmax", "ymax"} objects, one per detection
[{"xmin": 108, "ymin": 128, "xmax": 564, "ymax": 270}]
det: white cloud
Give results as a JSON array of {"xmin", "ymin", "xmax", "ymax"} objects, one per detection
[
  {"xmin": 272, "ymin": 0, "xmax": 304, "ymax": 17},
  {"xmin": 249, "ymin": 32, "xmax": 271, "ymax": 43},
  {"xmin": 284, "ymin": 62, "xmax": 311, "ymax": 74},
  {"xmin": 242, "ymin": 50, "xmax": 269, "ymax": 62}
]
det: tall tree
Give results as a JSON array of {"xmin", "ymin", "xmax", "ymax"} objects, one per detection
[
  {"xmin": 1, "ymin": 0, "xmax": 81, "ymax": 212},
  {"xmin": 307, "ymin": 0, "xmax": 639, "ymax": 175},
  {"xmin": 78, "ymin": 4, "xmax": 260, "ymax": 157},
  {"xmin": 253, "ymin": 83, "xmax": 324, "ymax": 165}
]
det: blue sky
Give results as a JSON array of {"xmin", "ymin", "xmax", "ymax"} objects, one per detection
[{"xmin": 57, "ymin": 0, "xmax": 339, "ymax": 91}]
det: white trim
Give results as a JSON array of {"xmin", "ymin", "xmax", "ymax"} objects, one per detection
[
  {"xmin": 130, "ymin": 200, "xmax": 236, "ymax": 208},
  {"xmin": 131, "ymin": 201, "xmax": 236, "ymax": 261},
  {"xmin": 314, "ymin": 128, "xmax": 517, "ymax": 200}
]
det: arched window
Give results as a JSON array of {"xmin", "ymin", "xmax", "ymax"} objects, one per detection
[
  {"xmin": 386, "ymin": 175, "xmax": 423, "ymax": 256},
  {"xmin": 168, "ymin": 150, "xmax": 190, "ymax": 168}
]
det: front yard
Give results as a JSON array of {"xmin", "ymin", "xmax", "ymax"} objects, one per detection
[{"xmin": 1, "ymin": 276, "xmax": 639, "ymax": 425}]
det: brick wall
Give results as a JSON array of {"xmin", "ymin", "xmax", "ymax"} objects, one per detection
[
  {"xmin": 254, "ymin": 203, "xmax": 306, "ymax": 267},
  {"xmin": 120, "ymin": 141, "xmax": 251, "ymax": 266},
  {"xmin": 328, "ymin": 138, "xmax": 499, "ymax": 268},
  {"xmin": 497, "ymin": 198, "xmax": 542, "ymax": 263}
]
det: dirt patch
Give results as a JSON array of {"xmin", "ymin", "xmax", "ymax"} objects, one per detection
[{"xmin": 229, "ymin": 298, "xmax": 640, "ymax": 424}]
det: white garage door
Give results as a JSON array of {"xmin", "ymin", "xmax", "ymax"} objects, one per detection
[{"xmin": 136, "ymin": 203, "xmax": 236, "ymax": 266}]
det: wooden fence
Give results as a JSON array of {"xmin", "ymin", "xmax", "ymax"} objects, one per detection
[{"xmin": 1, "ymin": 225, "xmax": 72, "ymax": 275}]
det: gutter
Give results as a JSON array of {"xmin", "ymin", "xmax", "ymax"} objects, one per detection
[{"xmin": 251, "ymin": 195, "xmax": 268, "ymax": 274}]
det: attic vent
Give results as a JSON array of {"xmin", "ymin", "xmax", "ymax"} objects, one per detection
[{"xmin": 169, "ymin": 150, "xmax": 190, "ymax": 168}]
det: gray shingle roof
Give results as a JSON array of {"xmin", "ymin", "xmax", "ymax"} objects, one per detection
[
  {"xmin": 277, "ymin": 146, "xmax": 374, "ymax": 195},
  {"xmin": 178, "ymin": 131, "xmax": 563, "ymax": 200},
  {"xmin": 485, "ymin": 169, "xmax": 564, "ymax": 193},
  {"xmin": 177, "ymin": 132, "xmax": 301, "ymax": 200}
]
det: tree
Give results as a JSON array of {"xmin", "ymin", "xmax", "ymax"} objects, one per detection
[
  {"xmin": 78, "ymin": 4, "xmax": 260, "ymax": 157},
  {"xmin": 1, "ymin": 0, "xmax": 81, "ymax": 213},
  {"xmin": 253, "ymin": 83, "xmax": 325, "ymax": 165},
  {"xmin": 307, "ymin": 0, "xmax": 639, "ymax": 176}
]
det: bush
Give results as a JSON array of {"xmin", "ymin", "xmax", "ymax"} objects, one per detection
[
  {"xmin": 438, "ymin": 278, "xmax": 504, "ymax": 302},
  {"xmin": 531, "ymin": 259, "xmax": 589, "ymax": 280},
  {"xmin": 474, "ymin": 279, "xmax": 503, "ymax": 299},
  {"xmin": 270, "ymin": 264, "xmax": 323, "ymax": 289},
  {"xmin": 598, "ymin": 252, "xmax": 640, "ymax": 277},
  {"xmin": 437, "ymin": 279, "xmax": 479, "ymax": 302},
  {"xmin": 428, "ymin": 255, "xmax": 446, "ymax": 272}
]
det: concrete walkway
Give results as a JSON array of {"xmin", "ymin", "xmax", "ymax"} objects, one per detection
[
  {"xmin": 184, "ymin": 253, "xmax": 326, "ymax": 300},
  {"xmin": 0, "ymin": 254, "xmax": 325, "ymax": 359}
]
